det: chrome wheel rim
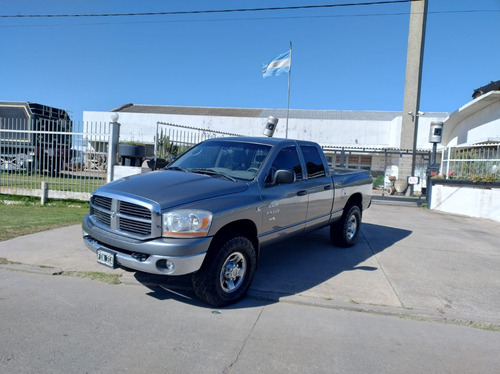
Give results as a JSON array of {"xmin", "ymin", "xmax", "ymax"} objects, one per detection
[
  {"xmin": 346, "ymin": 215, "xmax": 358, "ymax": 240},
  {"xmin": 220, "ymin": 252, "xmax": 246, "ymax": 293}
]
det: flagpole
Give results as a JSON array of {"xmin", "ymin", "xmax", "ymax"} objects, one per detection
[{"xmin": 285, "ymin": 42, "xmax": 292, "ymax": 138}]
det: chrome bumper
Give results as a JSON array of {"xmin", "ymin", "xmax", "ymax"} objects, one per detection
[
  {"xmin": 82, "ymin": 214, "xmax": 209, "ymax": 276},
  {"xmin": 83, "ymin": 234, "xmax": 206, "ymax": 276}
]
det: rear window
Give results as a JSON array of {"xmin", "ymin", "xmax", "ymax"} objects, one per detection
[{"xmin": 300, "ymin": 145, "xmax": 326, "ymax": 179}]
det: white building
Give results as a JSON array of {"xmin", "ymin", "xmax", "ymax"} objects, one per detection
[
  {"xmin": 442, "ymin": 91, "xmax": 500, "ymax": 147},
  {"xmin": 431, "ymin": 90, "xmax": 500, "ymax": 221},
  {"xmin": 84, "ymin": 104, "xmax": 448, "ymax": 150},
  {"xmin": 82, "ymin": 91, "xmax": 499, "ymax": 191},
  {"xmin": 83, "ymin": 105, "xmax": 447, "ymax": 188}
]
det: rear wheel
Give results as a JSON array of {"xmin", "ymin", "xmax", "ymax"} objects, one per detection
[
  {"xmin": 330, "ymin": 205, "xmax": 361, "ymax": 247},
  {"xmin": 192, "ymin": 235, "xmax": 257, "ymax": 307}
]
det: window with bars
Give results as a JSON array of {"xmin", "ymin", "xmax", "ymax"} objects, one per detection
[{"xmin": 326, "ymin": 153, "xmax": 372, "ymax": 170}]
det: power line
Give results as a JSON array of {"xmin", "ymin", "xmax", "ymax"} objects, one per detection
[
  {"xmin": 1, "ymin": 8, "xmax": 496, "ymax": 29},
  {"xmin": 0, "ymin": 0, "xmax": 415, "ymax": 18},
  {"xmin": 1, "ymin": 2, "xmax": 495, "ymax": 29}
]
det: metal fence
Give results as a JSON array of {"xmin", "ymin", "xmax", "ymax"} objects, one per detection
[
  {"xmin": 6, "ymin": 117, "xmax": 497, "ymax": 201},
  {"xmin": 442, "ymin": 143, "xmax": 500, "ymax": 181},
  {"xmin": 1, "ymin": 119, "xmax": 110, "ymax": 201},
  {"xmin": 322, "ymin": 145, "xmax": 430, "ymax": 169},
  {"xmin": 0, "ymin": 120, "xmax": 244, "ymax": 201},
  {"xmin": 154, "ymin": 121, "xmax": 243, "ymax": 158}
]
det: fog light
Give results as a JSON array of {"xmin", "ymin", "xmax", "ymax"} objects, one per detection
[
  {"xmin": 166, "ymin": 260, "xmax": 175, "ymax": 271},
  {"xmin": 157, "ymin": 259, "xmax": 176, "ymax": 274}
]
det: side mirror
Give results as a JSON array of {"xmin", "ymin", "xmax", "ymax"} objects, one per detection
[{"xmin": 273, "ymin": 169, "xmax": 295, "ymax": 185}]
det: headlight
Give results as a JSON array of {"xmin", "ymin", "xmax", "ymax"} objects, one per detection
[{"xmin": 162, "ymin": 210, "xmax": 212, "ymax": 238}]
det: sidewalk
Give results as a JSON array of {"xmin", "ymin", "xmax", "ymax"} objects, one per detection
[{"xmin": 1, "ymin": 202, "xmax": 499, "ymax": 327}]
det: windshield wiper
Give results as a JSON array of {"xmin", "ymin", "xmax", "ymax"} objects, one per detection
[{"xmin": 191, "ymin": 168, "xmax": 236, "ymax": 182}]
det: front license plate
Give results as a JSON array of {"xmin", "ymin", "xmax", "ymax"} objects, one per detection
[{"xmin": 96, "ymin": 249, "xmax": 116, "ymax": 268}]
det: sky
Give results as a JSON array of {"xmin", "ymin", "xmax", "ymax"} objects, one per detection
[{"xmin": 1, "ymin": 0, "xmax": 499, "ymax": 121}]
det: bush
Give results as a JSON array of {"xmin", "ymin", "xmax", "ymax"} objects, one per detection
[{"xmin": 372, "ymin": 175, "xmax": 384, "ymax": 187}]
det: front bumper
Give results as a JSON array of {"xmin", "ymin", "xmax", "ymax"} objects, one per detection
[{"xmin": 82, "ymin": 214, "xmax": 211, "ymax": 276}]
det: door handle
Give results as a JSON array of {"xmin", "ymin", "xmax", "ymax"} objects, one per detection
[
  {"xmin": 297, "ymin": 190, "xmax": 308, "ymax": 196},
  {"xmin": 324, "ymin": 185, "xmax": 332, "ymax": 190}
]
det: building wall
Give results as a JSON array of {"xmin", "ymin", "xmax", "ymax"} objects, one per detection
[
  {"xmin": 82, "ymin": 107, "xmax": 448, "ymax": 194},
  {"xmin": 83, "ymin": 109, "xmax": 448, "ymax": 150},
  {"xmin": 449, "ymin": 104, "xmax": 500, "ymax": 146},
  {"xmin": 444, "ymin": 91, "xmax": 500, "ymax": 147}
]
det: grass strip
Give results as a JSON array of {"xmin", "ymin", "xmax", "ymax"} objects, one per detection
[
  {"xmin": 0, "ymin": 202, "xmax": 88, "ymax": 242},
  {"xmin": 63, "ymin": 271, "xmax": 121, "ymax": 285},
  {"xmin": 0, "ymin": 257, "xmax": 21, "ymax": 265}
]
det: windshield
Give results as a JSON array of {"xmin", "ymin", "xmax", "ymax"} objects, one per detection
[{"xmin": 168, "ymin": 140, "xmax": 271, "ymax": 181}]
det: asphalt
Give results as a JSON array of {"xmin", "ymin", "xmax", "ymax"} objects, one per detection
[{"xmin": 1, "ymin": 200, "xmax": 500, "ymax": 328}]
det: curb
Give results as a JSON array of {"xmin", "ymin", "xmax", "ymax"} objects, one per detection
[
  {"xmin": 247, "ymin": 289, "xmax": 500, "ymax": 331},
  {"xmin": 0, "ymin": 264, "xmax": 63, "ymax": 276},
  {"xmin": 3, "ymin": 261, "xmax": 499, "ymax": 332}
]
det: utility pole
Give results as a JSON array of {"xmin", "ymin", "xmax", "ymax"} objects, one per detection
[{"xmin": 400, "ymin": 0, "xmax": 428, "ymax": 195}]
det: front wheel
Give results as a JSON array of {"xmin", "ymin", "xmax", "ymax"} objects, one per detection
[
  {"xmin": 192, "ymin": 235, "xmax": 257, "ymax": 307},
  {"xmin": 330, "ymin": 205, "xmax": 361, "ymax": 247}
]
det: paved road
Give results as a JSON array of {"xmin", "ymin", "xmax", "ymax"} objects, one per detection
[
  {"xmin": 1, "ymin": 202, "xmax": 500, "ymax": 373},
  {"xmin": 1, "ymin": 202, "xmax": 499, "ymax": 327},
  {"xmin": 1, "ymin": 270, "xmax": 500, "ymax": 374}
]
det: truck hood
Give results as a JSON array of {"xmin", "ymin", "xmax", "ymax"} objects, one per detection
[{"xmin": 96, "ymin": 170, "xmax": 249, "ymax": 210}]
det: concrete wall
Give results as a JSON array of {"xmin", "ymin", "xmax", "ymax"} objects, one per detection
[
  {"xmin": 113, "ymin": 165, "xmax": 150, "ymax": 181},
  {"xmin": 430, "ymin": 183, "xmax": 500, "ymax": 222},
  {"xmin": 83, "ymin": 109, "xmax": 447, "ymax": 150}
]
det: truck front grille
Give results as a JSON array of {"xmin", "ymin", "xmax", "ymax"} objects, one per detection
[
  {"xmin": 90, "ymin": 194, "xmax": 159, "ymax": 239},
  {"xmin": 93, "ymin": 195, "xmax": 112, "ymax": 210},
  {"xmin": 92, "ymin": 207, "xmax": 111, "ymax": 227},
  {"xmin": 119, "ymin": 217, "xmax": 152, "ymax": 236},
  {"xmin": 119, "ymin": 201, "xmax": 151, "ymax": 219}
]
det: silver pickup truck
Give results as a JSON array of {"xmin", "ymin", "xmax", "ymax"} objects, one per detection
[{"xmin": 82, "ymin": 137, "xmax": 372, "ymax": 306}]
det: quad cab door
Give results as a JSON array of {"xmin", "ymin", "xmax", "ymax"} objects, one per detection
[
  {"xmin": 259, "ymin": 145, "xmax": 308, "ymax": 242},
  {"xmin": 299, "ymin": 145, "xmax": 334, "ymax": 230}
]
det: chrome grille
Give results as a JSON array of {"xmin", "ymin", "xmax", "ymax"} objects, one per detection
[
  {"xmin": 91, "ymin": 207, "xmax": 111, "ymax": 226},
  {"xmin": 90, "ymin": 194, "xmax": 158, "ymax": 238},
  {"xmin": 93, "ymin": 195, "xmax": 112, "ymax": 210},
  {"xmin": 90, "ymin": 195, "xmax": 112, "ymax": 227},
  {"xmin": 119, "ymin": 201, "xmax": 151, "ymax": 220},
  {"xmin": 119, "ymin": 217, "xmax": 151, "ymax": 236}
]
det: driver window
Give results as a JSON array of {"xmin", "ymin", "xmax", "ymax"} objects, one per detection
[{"xmin": 265, "ymin": 146, "xmax": 303, "ymax": 184}]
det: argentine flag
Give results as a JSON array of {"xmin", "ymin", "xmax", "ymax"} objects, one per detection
[{"xmin": 262, "ymin": 51, "xmax": 291, "ymax": 78}]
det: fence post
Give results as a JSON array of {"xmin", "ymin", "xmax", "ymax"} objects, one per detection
[
  {"xmin": 339, "ymin": 148, "xmax": 345, "ymax": 167},
  {"xmin": 41, "ymin": 182, "xmax": 49, "ymax": 205},
  {"xmin": 107, "ymin": 114, "xmax": 121, "ymax": 183}
]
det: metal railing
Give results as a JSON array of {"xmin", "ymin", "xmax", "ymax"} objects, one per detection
[
  {"xmin": 11, "ymin": 118, "xmax": 493, "ymax": 201},
  {"xmin": 1, "ymin": 120, "xmax": 110, "ymax": 201},
  {"xmin": 154, "ymin": 121, "xmax": 243, "ymax": 159},
  {"xmin": 442, "ymin": 144, "xmax": 500, "ymax": 181},
  {"xmin": 1, "ymin": 120, "xmax": 241, "ymax": 201}
]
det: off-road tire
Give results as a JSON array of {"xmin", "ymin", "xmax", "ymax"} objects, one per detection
[
  {"xmin": 192, "ymin": 235, "xmax": 257, "ymax": 307},
  {"xmin": 330, "ymin": 205, "xmax": 361, "ymax": 247}
]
